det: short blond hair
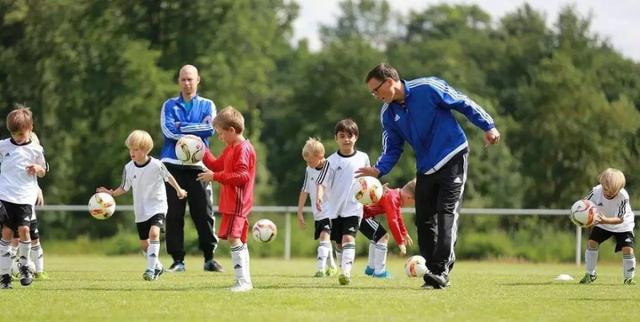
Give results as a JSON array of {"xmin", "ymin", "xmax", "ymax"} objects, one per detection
[
  {"xmin": 302, "ymin": 137, "xmax": 325, "ymax": 159},
  {"xmin": 125, "ymin": 130, "xmax": 153, "ymax": 153},
  {"xmin": 401, "ymin": 178, "xmax": 417, "ymax": 198},
  {"xmin": 599, "ymin": 168, "xmax": 625, "ymax": 195},
  {"xmin": 213, "ymin": 106, "xmax": 245, "ymax": 134}
]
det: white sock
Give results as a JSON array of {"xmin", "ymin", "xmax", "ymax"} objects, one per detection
[
  {"xmin": 327, "ymin": 242, "xmax": 336, "ymax": 269},
  {"xmin": 0, "ymin": 240, "xmax": 11, "ymax": 275},
  {"xmin": 317, "ymin": 241, "xmax": 330, "ymax": 272},
  {"xmin": 232, "ymin": 244, "xmax": 250, "ymax": 284},
  {"xmin": 19, "ymin": 240, "xmax": 31, "ymax": 266},
  {"xmin": 9, "ymin": 245, "xmax": 18, "ymax": 260},
  {"xmin": 373, "ymin": 242, "xmax": 388, "ymax": 275},
  {"xmin": 342, "ymin": 242, "xmax": 356, "ymax": 277},
  {"xmin": 367, "ymin": 241, "xmax": 376, "ymax": 269},
  {"xmin": 30, "ymin": 243, "xmax": 44, "ymax": 273},
  {"xmin": 335, "ymin": 247, "xmax": 343, "ymax": 268},
  {"xmin": 147, "ymin": 240, "xmax": 160, "ymax": 271},
  {"xmin": 623, "ymin": 254, "xmax": 636, "ymax": 280},
  {"xmin": 585, "ymin": 246, "xmax": 598, "ymax": 275},
  {"xmin": 242, "ymin": 244, "xmax": 252, "ymax": 284}
]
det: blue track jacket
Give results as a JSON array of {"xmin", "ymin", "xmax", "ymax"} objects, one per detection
[
  {"xmin": 375, "ymin": 77, "xmax": 495, "ymax": 176},
  {"xmin": 160, "ymin": 93, "xmax": 216, "ymax": 164}
]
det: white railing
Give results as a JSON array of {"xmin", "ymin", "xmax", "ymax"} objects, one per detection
[{"xmin": 36, "ymin": 205, "xmax": 638, "ymax": 266}]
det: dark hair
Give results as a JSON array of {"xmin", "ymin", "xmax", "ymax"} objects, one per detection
[
  {"xmin": 365, "ymin": 63, "xmax": 400, "ymax": 83},
  {"xmin": 335, "ymin": 119, "xmax": 359, "ymax": 137}
]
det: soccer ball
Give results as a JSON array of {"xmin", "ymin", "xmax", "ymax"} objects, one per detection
[
  {"xmin": 88, "ymin": 192, "xmax": 116, "ymax": 220},
  {"xmin": 404, "ymin": 255, "xmax": 428, "ymax": 278},
  {"xmin": 354, "ymin": 176, "xmax": 383, "ymax": 205},
  {"xmin": 175, "ymin": 135, "xmax": 205, "ymax": 164},
  {"xmin": 252, "ymin": 219, "xmax": 277, "ymax": 243},
  {"xmin": 570, "ymin": 199, "xmax": 596, "ymax": 227},
  {"xmin": 11, "ymin": 260, "xmax": 36, "ymax": 278}
]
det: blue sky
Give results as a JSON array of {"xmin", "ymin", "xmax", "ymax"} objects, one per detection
[{"xmin": 293, "ymin": 0, "xmax": 640, "ymax": 61}]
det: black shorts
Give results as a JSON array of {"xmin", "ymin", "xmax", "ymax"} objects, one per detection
[
  {"xmin": 330, "ymin": 216, "xmax": 360, "ymax": 243},
  {"xmin": 13, "ymin": 219, "xmax": 40, "ymax": 240},
  {"xmin": 136, "ymin": 214, "xmax": 165, "ymax": 240},
  {"xmin": 589, "ymin": 226, "xmax": 635, "ymax": 252},
  {"xmin": 359, "ymin": 217, "xmax": 387, "ymax": 243},
  {"xmin": 314, "ymin": 218, "xmax": 332, "ymax": 240},
  {"xmin": 0, "ymin": 200, "xmax": 32, "ymax": 231}
]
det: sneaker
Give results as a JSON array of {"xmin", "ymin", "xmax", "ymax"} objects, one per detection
[
  {"xmin": 364, "ymin": 266, "xmax": 374, "ymax": 276},
  {"xmin": 143, "ymin": 269, "xmax": 155, "ymax": 281},
  {"xmin": 19, "ymin": 263, "xmax": 33, "ymax": 286},
  {"xmin": 423, "ymin": 272, "xmax": 448, "ymax": 289},
  {"xmin": 154, "ymin": 265, "xmax": 165, "ymax": 280},
  {"xmin": 579, "ymin": 273, "xmax": 597, "ymax": 284},
  {"xmin": 0, "ymin": 274, "xmax": 11, "ymax": 289},
  {"xmin": 230, "ymin": 281, "xmax": 253, "ymax": 292},
  {"xmin": 167, "ymin": 261, "xmax": 185, "ymax": 272},
  {"xmin": 624, "ymin": 278, "xmax": 635, "ymax": 285},
  {"xmin": 34, "ymin": 272, "xmax": 49, "ymax": 280},
  {"xmin": 372, "ymin": 270, "xmax": 392, "ymax": 279},
  {"xmin": 326, "ymin": 266, "xmax": 338, "ymax": 277},
  {"xmin": 314, "ymin": 270, "xmax": 326, "ymax": 277},
  {"xmin": 338, "ymin": 273, "xmax": 351, "ymax": 285},
  {"xmin": 203, "ymin": 259, "xmax": 224, "ymax": 272}
]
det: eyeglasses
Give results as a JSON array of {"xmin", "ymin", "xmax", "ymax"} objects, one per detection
[{"xmin": 370, "ymin": 79, "xmax": 386, "ymax": 96}]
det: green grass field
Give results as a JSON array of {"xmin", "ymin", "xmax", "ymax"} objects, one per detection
[{"xmin": 0, "ymin": 255, "xmax": 638, "ymax": 321}]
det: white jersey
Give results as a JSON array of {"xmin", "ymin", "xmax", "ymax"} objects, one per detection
[
  {"xmin": 316, "ymin": 150, "xmax": 370, "ymax": 219},
  {"xmin": 120, "ymin": 157, "xmax": 171, "ymax": 223},
  {"xmin": 586, "ymin": 185, "xmax": 635, "ymax": 233},
  {"xmin": 301, "ymin": 164, "xmax": 327, "ymax": 220},
  {"xmin": 0, "ymin": 138, "xmax": 46, "ymax": 205}
]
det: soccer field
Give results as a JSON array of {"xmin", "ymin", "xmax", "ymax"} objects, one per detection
[{"xmin": 0, "ymin": 256, "xmax": 638, "ymax": 322}]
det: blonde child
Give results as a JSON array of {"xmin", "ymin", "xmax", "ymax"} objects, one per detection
[
  {"xmin": 580, "ymin": 168, "xmax": 636, "ymax": 285},
  {"xmin": 197, "ymin": 106, "xmax": 257, "ymax": 292},
  {"xmin": 97, "ymin": 130, "xmax": 187, "ymax": 281},
  {"xmin": 297, "ymin": 138, "xmax": 337, "ymax": 277}
]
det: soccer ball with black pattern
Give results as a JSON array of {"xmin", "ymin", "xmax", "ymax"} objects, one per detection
[{"xmin": 252, "ymin": 219, "xmax": 277, "ymax": 243}]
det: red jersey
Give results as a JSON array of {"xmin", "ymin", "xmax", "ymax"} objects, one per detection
[
  {"xmin": 202, "ymin": 140, "xmax": 256, "ymax": 218},
  {"xmin": 363, "ymin": 188, "xmax": 409, "ymax": 245}
]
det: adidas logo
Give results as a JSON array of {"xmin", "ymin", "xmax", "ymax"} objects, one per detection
[
  {"xmin": 4, "ymin": 153, "xmax": 8, "ymax": 157},
  {"xmin": 337, "ymin": 166, "xmax": 342, "ymax": 171},
  {"xmin": 627, "ymin": 267, "xmax": 635, "ymax": 272},
  {"xmin": 348, "ymin": 227, "xmax": 356, "ymax": 232},
  {"xmin": 453, "ymin": 177, "xmax": 462, "ymax": 184},
  {"xmin": 394, "ymin": 114, "xmax": 400, "ymax": 122},
  {"xmin": 324, "ymin": 225, "xmax": 330, "ymax": 230},
  {"xmin": 597, "ymin": 203, "xmax": 603, "ymax": 206},
  {"xmin": 234, "ymin": 264, "xmax": 242, "ymax": 269},
  {"xmin": 149, "ymin": 253, "xmax": 157, "ymax": 258},
  {"xmin": 625, "ymin": 238, "xmax": 632, "ymax": 243}
]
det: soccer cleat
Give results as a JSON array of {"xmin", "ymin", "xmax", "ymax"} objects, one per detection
[
  {"xmin": 364, "ymin": 266, "xmax": 374, "ymax": 276},
  {"xmin": 143, "ymin": 269, "xmax": 155, "ymax": 281},
  {"xmin": 326, "ymin": 266, "xmax": 338, "ymax": 277},
  {"xmin": 154, "ymin": 265, "xmax": 165, "ymax": 280},
  {"xmin": 372, "ymin": 270, "xmax": 392, "ymax": 279},
  {"xmin": 167, "ymin": 261, "xmax": 185, "ymax": 272},
  {"xmin": 230, "ymin": 281, "xmax": 253, "ymax": 292},
  {"xmin": 423, "ymin": 272, "xmax": 448, "ymax": 289},
  {"xmin": 34, "ymin": 272, "xmax": 50, "ymax": 280},
  {"xmin": 19, "ymin": 263, "xmax": 33, "ymax": 286},
  {"xmin": 338, "ymin": 273, "xmax": 351, "ymax": 285},
  {"xmin": 203, "ymin": 259, "xmax": 224, "ymax": 272},
  {"xmin": 1, "ymin": 274, "xmax": 12, "ymax": 289},
  {"xmin": 314, "ymin": 270, "xmax": 326, "ymax": 277},
  {"xmin": 579, "ymin": 273, "xmax": 597, "ymax": 284},
  {"xmin": 624, "ymin": 278, "xmax": 635, "ymax": 285}
]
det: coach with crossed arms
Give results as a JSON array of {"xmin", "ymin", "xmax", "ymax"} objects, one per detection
[
  {"xmin": 160, "ymin": 64, "xmax": 223, "ymax": 273},
  {"xmin": 356, "ymin": 63, "xmax": 500, "ymax": 289}
]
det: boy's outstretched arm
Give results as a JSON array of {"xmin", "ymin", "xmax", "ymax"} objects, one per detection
[
  {"xmin": 166, "ymin": 174, "xmax": 187, "ymax": 199},
  {"xmin": 296, "ymin": 191, "xmax": 308, "ymax": 229},
  {"xmin": 96, "ymin": 186, "xmax": 127, "ymax": 198}
]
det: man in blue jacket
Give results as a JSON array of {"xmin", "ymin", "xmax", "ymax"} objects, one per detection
[
  {"xmin": 357, "ymin": 63, "xmax": 500, "ymax": 289},
  {"xmin": 160, "ymin": 64, "xmax": 223, "ymax": 273}
]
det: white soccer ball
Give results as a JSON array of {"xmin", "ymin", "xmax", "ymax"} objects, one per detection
[
  {"xmin": 88, "ymin": 192, "xmax": 116, "ymax": 220},
  {"xmin": 175, "ymin": 135, "xmax": 205, "ymax": 164},
  {"xmin": 404, "ymin": 255, "xmax": 428, "ymax": 278},
  {"xmin": 354, "ymin": 176, "xmax": 384, "ymax": 206},
  {"xmin": 570, "ymin": 199, "xmax": 596, "ymax": 228},
  {"xmin": 11, "ymin": 260, "xmax": 35, "ymax": 278},
  {"xmin": 252, "ymin": 219, "xmax": 277, "ymax": 243}
]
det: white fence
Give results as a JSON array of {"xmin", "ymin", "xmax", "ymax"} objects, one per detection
[{"xmin": 36, "ymin": 205, "xmax": 639, "ymax": 266}]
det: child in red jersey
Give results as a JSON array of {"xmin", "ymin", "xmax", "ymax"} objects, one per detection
[
  {"xmin": 360, "ymin": 179, "xmax": 415, "ymax": 278},
  {"xmin": 197, "ymin": 106, "xmax": 256, "ymax": 292}
]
